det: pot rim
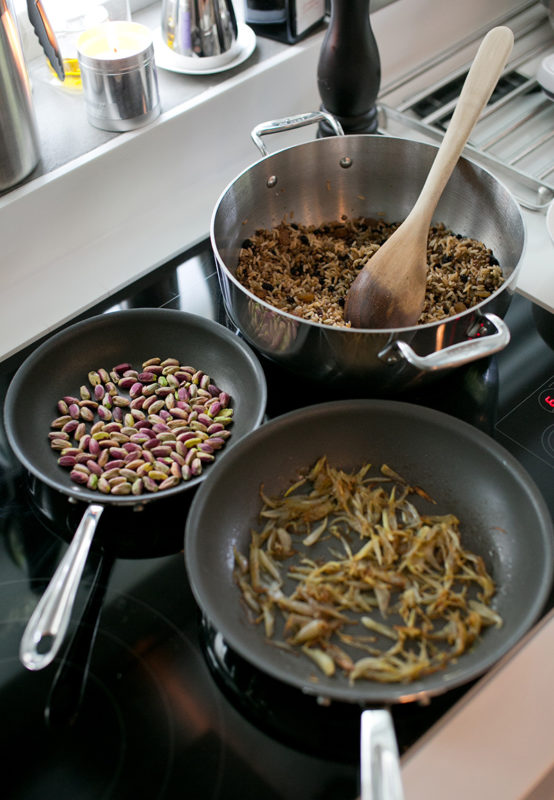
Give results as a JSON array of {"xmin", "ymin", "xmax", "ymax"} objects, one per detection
[{"xmin": 210, "ymin": 133, "xmax": 526, "ymax": 334}]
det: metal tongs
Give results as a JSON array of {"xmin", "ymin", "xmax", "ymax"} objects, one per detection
[
  {"xmin": 26, "ymin": 0, "xmax": 65, "ymax": 80},
  {"xmin": 360, "ymin": 710, "xmax": 405, "ymax": 800}
]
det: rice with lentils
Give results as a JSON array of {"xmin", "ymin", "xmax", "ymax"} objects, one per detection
[{"xmin": 235, "ymin": 216, "xmax": 504, "ymax": 327}]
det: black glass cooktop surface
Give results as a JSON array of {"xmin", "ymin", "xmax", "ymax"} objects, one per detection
[{"xmin": 0, "ymin": 241, "xmax": 552, "ymax": 799}]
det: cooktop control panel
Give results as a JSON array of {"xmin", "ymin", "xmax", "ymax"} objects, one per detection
[{"xmin": 496, "ymin": 375, "xmax": 554, "ymax": 470}]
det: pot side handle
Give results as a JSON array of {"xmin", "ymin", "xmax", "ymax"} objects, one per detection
[
  {"xmin": 360, "ymin": 709, "xmax": 405, "ymax": 800},
  {"xmin": 250, "ymin": 111, "xmax": 344, "ymax": 157},
  {"xmin": 380, "ymin": 312, "xmax": 510, "ymax": 372},
  {"xmin": 19, "ymin": 504, "xmax": 104, "ymax": 672}
]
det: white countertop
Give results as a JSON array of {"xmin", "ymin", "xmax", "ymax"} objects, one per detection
[
  {"xmin": 402, "ymin": 610, "xmax": 554, "ymax": 800},
  {"xmin": 0, "ymin": 0, "xmax": 552, "ymax": 364}
]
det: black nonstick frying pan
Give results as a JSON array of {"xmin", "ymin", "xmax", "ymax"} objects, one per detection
[
  {"xmin": 184, "ymin": 400, "xmax": 553, "ymax": 796},
  {"xmin": 4, "ymin": 308, "xmax": 267, "ymax": 671}
]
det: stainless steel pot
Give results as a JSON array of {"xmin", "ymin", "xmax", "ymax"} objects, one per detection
[{"xmin": 211, "ymin": 112, "xmax": 526, "ymax": 391}]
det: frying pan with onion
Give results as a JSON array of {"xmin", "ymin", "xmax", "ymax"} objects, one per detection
[
  {"xmin": 4, "ymin": 308, "xmax": 267, "ymax": 671},
  {"xmin": 184, "ymin": 400, "xmax": 553, "ymax": 796}
]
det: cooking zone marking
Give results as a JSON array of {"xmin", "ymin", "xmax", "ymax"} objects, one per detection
[{"xmin": 496, "ymin": 376, "xmax": 554, "ymax": 468}]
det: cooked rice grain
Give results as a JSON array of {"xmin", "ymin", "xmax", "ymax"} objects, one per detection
[{"xmin": 236, "ymin": 217, "xmax": 504, "ymax": 327}]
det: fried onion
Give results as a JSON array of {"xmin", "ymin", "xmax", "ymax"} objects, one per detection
[{"xmin": 234, "ymin": 456, "xmax": 502, "ymax": 684}]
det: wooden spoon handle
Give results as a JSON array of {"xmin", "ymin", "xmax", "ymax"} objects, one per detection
[{"xmin": 412, "ymin": 26, "xmax": 514, "ymax": 224}]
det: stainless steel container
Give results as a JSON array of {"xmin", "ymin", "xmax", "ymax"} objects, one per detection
[
  {"xmin": 211, "ymin": 113, "xmax": 526, "ymax": 392},
  {"xmin": 0, "ymin": 0, "xmax": 40, "ymax": 191},
  {"xmin": 77, "ymin": 21, "xmax": 160, "ymax": 132},
  {"xmin": 160, "ymin": 0, "xmax": 237, "ymax": 58}
]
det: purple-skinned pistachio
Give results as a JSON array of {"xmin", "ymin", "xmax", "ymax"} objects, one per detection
[
  {"xmin": 62, "ymin": 419, "xmax": 79, "ymax": 434},
  {"xmin": 97, "ymin": 405, "xmax": 112, "ymax": 421},
  {"xmin": 50, "ymin": 437, "xmax": 71, "ymax": 450},
  {"xmin": 159, "ymin": 475, "xmax": 180, "ymax": 491},
  {"xmin": 76, "ymin": 452, "xmax": 95, "ymax": 464},
  {"xmin": 113, "ymin": 362, "xmax": 132, "ymax": 374},
  {"xmin": 207, "ymin": 437, "xmax": 226, "ymax": 450},
  {"xmin": 118, "ymin": 376, "xmax": 137, "ymax": 391},
  {"xmin": 104, "ymin": 459, "xmax": 126, "ymax": 471},
  {"xmin": 142, "ymin": 476, "xmax": 159, "ymax": 492},
  {"xmin": 190, "ymin": 458, "xmax": 203, "ymax": 476},
  {"xmin": 151, "ymin": 445, "xmax": 172, "ymax": 458},
  {"xmin": 129, "ymin": 381, "xmax": 143, "ymax": 398},
  {"xmin": 74, "ymin": 422, "xmax": 87, "ymax": 441},
  {"xmin": 70, "ymin": 469, "xmax": 89, "ymax": 485},
  {"xmin": 177, "ymin": 386, "xmax": 189, "ymax": 402},
  {"xmin": 123, "ymin": 442, "xmax": 141, "ymax": 453},
  {"xmin": 87, "ymin": 460, "xmax": 103, "ymax": 476},
  {"xmin": 58, "ymin": 454, "xmax": 77, "ymax": 468},
  {"xmin": 98, "ymin": 477, "xmax": 111, "ymax": 493},
  {"xmin": 168, "ymin": 407, "xmax": 188, "ymax": 420},
  {"xmin": 103, "ymin": 421, "xmax": 122, "ymax": 433},
  {"xmin": 207, "ymin": 402, "xmax": 221, "ymax": 418},
  {"xmin": 184, "ymin": 447, "xmax": 198, "ymax": 466},
  {"xmin": 109, "ymin": 478, "xmax": 130, "ymax": 493},
  {"xmin": 108, "ymin": 447, "xmax": 127, "ymax": 460},
  {"xmin": 78, "ymin": 434, "xmax": 91, "ymax": 451},
  {"xmin": 125, "ymin": 457, "xmax": 145, "ymax": 470}
]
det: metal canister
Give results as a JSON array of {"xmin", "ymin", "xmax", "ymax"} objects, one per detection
[{"xmin": 0, "ymin": 0, "xmax": 40, "ymax": 191}]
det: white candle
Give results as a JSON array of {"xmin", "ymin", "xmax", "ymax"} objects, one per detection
[{"xmin": 78, "ymin": 21, "xmax": 152, "ymax": 62}]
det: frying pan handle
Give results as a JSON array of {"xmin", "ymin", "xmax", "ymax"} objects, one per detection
[
  {"xmin": 360, "ymin": 710, "xmax": 405, "ymax": 800},
  {"xmin": 250, "ymin": 111, "xmax": 344, "ymax": 157},
  {"xmin": 380, "ymin": 312, "xmax": 510, "ymax": 372},
  {"xmin": 19, "ymin": 504, "xmax": 104, "ymax": 672}
]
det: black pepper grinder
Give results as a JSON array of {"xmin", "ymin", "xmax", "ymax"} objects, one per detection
[{"xmin": 317, "ymin": 0, "xmax": 381, "ymax": 136}]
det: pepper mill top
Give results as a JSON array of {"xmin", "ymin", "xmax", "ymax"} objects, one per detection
[{"xmin": 317, "ymin": 0, "xmax": 381, "ymax": 136}]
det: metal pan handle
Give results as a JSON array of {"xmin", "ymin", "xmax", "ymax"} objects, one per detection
[
  {"xmin": 19, "ymin": 504, "xmax": 104, "ymax": 671},
  {"xmin": 360, "ymin": 709, "xmax": 405, "ymax": 800},
  {"xmin": 250, "ymin": 111, "xmax": 344, "ymax": 156},
  {"xmin": 380, "ymin": 312, "xmax": 510, "ymax": 372}
]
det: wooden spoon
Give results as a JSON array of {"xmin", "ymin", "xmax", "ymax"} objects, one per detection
[{"xmin": 344, "ymin": 26, "xmax": 514, "ymax": 329}]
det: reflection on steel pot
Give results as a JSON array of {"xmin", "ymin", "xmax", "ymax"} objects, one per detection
[{"xmin": 211, "ymin": 114, "xmax": 525, "ymax": 391}]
